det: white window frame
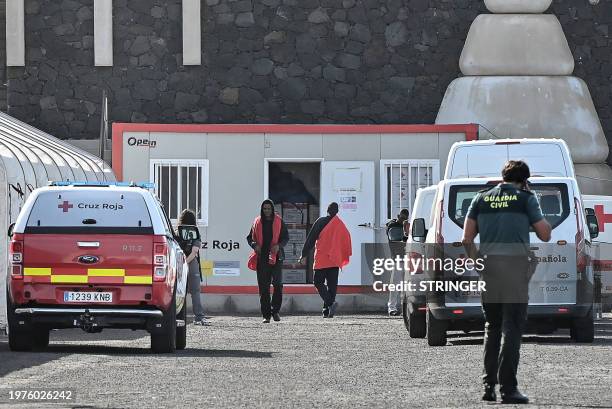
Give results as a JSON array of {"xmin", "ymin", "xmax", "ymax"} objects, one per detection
[
  {"xmin": 149, "ymin": 159, "xmax": 209, "ymax": 226},
  {"xmin": 379, "ymin": 159, "xmax": 440, "ymax": 225}
]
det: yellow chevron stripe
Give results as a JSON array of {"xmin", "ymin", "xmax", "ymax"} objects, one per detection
[
  {"xmin": 124, "ymin": 276, "xmax": 152, "ymax": 285},
  {"xmin": 24, "ymin": 268, "xmax": 52, "ymax": 276},
  {"xmin": 88, "ymin": 269, "xmax": 125, "ymax": 277},
  {"xmin": 51, "ymin": 275, "xmax": 88, "ymax": 284}
]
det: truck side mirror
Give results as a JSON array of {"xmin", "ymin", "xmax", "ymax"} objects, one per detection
[
  {"xmin": 411, "ymin": 218, "xmax": 426, "ymax": 241},
  {"xmin": 7, "ymin": 223, "xmax": 15, "ymax": 238},
  {"xmin": 586, "ymin": 214, "xmax": 599, "ymax": 239}
]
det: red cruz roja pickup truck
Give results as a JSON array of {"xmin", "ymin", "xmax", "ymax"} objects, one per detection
[{"xmin": 6, "ymin": 182, "xmax": 189, "ymax": 353}]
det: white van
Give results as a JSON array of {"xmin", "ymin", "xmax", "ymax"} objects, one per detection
[
  {"xmin": 583, "ymin": 195, "xmax": 612, "ymax": 306},
  {"xmin": 401, "ymin": 185, "xmax": 436, "ymax": 338},
  {"xmin": 445, "ymin": 139, "xmax": 575, "ymax": 180},
  {"xmin": 411, "ymin": 177, "xmax": 598, "ymax": 346}
]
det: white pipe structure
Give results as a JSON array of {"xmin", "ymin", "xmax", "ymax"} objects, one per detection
[{"xmin": 0, "ymin": 111, "xmax": 115, "ymax": 331}]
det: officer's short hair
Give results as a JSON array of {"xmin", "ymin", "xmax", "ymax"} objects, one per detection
[{"xmin": 501, "ymin": 160, "xmax": 531, "ymax": 183}]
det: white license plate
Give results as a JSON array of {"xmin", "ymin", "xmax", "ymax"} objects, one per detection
[{"xmin": 63, "ymin": 291, "xmax": 113, "ymax": 303}]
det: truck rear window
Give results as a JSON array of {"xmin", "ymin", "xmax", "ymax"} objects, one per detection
[
  {"xmin": 25, "ymin": 190, "xmax": 153, "ymax": 234},
  {"xmin": 449, "ymin": 183, "xmax": 570, "ymax": 230}
]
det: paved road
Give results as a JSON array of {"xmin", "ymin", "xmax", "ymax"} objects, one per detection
[{"xmin": 1, "ymin": 314, "xmax": 611, "ymax": 408}]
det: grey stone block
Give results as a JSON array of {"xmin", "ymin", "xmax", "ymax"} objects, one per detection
[
  {"xmin": 264, "ymin": 31, "xmax": 286, "ymax": 44},
  {"xmin": 76, "ymin": 6, "xmax": 93, "ymax": 21},
  {"xmin": 252, "ymin": 58, "xmax": 275, "ymax": 75},
  {"xmin": 130, "ymin": 36, "xmax": 151, "ymax": 56},
  {"xmin": 39, "ymin": 96, "xmax": 58, "ymax": 110},
  {"xmin": 220, "ymin": 87, "xmax": 240, "ymax": 105},
  {"xmin": 349, "ymin": 23, "xmax": 371, "ymax": 43},
  {"xmin": 323, "ymin": 64, "xmax": 346, "ymax": 82},
  {"xmin": 236, "ymin": 12, "xmax": 255, "ymax": 27},
  {"xmin": 308, "ymin": 8, "xmax": 330, "ymax": 24},
  {"xmin": 334, "ymin": 21, "xmax": 349, "ymax": 37},
  {"xmin": 337, "ymin": 53, "xmax": 361, "ymax": 69},
  {"xmin": 385, "ymin": 22, "xmax": 407, "ymax": 47}
]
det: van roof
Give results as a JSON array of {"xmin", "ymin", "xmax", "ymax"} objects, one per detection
[
  {"xmin": 451, "ymin": 138, "xmax": 566, "ymax": 147},
  {"xmin": 441, "ymin": 176, "xmax": 577, "ymax": 186}
]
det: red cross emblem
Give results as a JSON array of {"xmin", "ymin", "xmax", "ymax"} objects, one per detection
[
  {"xmin": 594, "ymin": 205, "xmax": 612, "ymax": 233},
  {"xmin": 58, "ymin": 201, "xmax": 73, "ymax": 213}
]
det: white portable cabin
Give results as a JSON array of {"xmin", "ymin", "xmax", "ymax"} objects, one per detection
[{"xmin": 0, "ymin": 111, "xmax": 115, "ymax": 330}]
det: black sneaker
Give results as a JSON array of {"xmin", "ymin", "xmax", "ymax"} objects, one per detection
[
  {"xmin": 262, "ymin": 317, "xmax": 271, "ymax": 323},
  {"xmin": 322, "ymin": 308, "xmax": 330, "ymax": 318},
  {"xmin": 272, "ymin": 312, "xmax": 281, "ymax": 322},
  {"xmin": 482, "ymin": 384, "xmax": 496, "ymax": 402},
  {"xmin": 501, "ymin": 390, "xmax": 529, "ymax": 404}
]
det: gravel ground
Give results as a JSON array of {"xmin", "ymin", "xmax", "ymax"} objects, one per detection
[{"xmin": 0, "ymin": 313, "xmax": 611, "ymax": 409}]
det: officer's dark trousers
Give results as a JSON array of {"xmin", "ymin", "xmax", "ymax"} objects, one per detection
[
  {"xmin": 314, "ymin": 267, "xmax": 339, "ymax": 308},
  {"xmin": 257, "ymin": 262, "xmax": 283, "ymax": 319},
  {"xmin": 481, "ymin": 255, "xmax": 529, "ymax": 393}
]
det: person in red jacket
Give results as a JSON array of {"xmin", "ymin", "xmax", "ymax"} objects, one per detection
[
  {"xmin": 299, "ymin": 202, "xmax": 352, "ymax": 318},
  {"xmin": 247, "ymin": 199, "xmax": 289, "ymax": 323}
]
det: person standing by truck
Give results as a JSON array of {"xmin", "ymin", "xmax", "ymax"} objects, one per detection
[
  {"xmin": 462, "ymin": 160, "xmax": 551, "ymax": 404},
  {"xmin": 386, "ymin": 209, "xmax": 409, "ymax": 316},
  {"xmin": 178, "ymin": 209, "xmax": 209, "ymax": 326},
  {"xmin": 299, "ymin": 202, "xmax": 352, "ymax": 318},
  {"xmin": 247, "ymin": 199, "xmax": 289, "ymax": 323}
]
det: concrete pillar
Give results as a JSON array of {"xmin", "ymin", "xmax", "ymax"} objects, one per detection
[
  {"xmin": 182, "ymin": 0, "xmax": 201, "ymax": 66},
  {"xmin": 6, "ymin": 0, "xmax": 25, "ymax": 66},
  {"xmin": 94, "ymin": 0, "xmax": 113, "ymax": 66}
]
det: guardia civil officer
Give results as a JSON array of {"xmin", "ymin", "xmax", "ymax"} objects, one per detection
[{"xmin": 462, "ymin": 160, "xmax": 551, "ymax": 404}]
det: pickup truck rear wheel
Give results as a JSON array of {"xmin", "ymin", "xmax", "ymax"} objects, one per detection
[
  {"xmin": 32, "ymin": 329, "xmax": 50, "ymax": 350},
  {"xmin": 426, "ymin": 309, "xmax": 447, "ymax": 346},
  {"xmin": 6, "ymin": 285, "xmax": 34, "ymax": 351},
  {"xmin": 176, "ymin": 301, "xmax": 187, "ymax": 350},
  {"xmin": 151, "ymin": 290, "xmax": 177, "ymax": 353}
]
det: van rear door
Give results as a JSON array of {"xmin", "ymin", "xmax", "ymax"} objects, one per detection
[
  {"xmin": 21, "ymin": 190, "xmax": 154, "ymax": 302},
  {"xmin": 443, "ymin": 179, "xmax": 577, "ymax": 307}
]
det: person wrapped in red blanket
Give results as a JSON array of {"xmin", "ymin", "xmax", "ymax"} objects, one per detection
[{"xmin": 299, "ymin": 202, "xmax": 352, "ymax": 318}]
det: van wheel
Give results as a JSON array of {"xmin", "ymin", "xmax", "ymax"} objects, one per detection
[
  {"xmin": 571, "ymin": 309, "xmax": 594, "ymax": 343},
  {"xmin": 426, "ymin": 309, "xmax": 447, "ymax": 346},
  {"xmin": 176, "ymin": 302, "xmax": 187, "ymax": 351},
  {"xmin": 403, "ymin": 301, "xmax": 426, "ymax": 338},
  {"xmin": 151, "ymin": 290, "xmax": 177, "ymax": 353}
]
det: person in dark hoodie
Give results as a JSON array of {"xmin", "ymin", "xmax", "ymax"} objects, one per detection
[
  {"xmin": 247, "ymin": 199, "xmax": 289, "ymax": 323},
  {"xmin": 299, "ymin": 202, "xmax": 352, "ymax": 318}
]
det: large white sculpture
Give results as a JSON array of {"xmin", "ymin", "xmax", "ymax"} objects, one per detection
[{"xmin": 436, "ymin": 0, "xmax": 612, "ymax": 194}]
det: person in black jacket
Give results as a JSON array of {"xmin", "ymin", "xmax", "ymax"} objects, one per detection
[
  {"xmin": 386, "ymin": 209, "xmax": 409, "ymax": 316},
  {"xmin": 247, "ymin": 199, "xmax": 289, "ymax": 323}
]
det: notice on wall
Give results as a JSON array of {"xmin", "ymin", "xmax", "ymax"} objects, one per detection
[
  {"xmin": 213, "ymin": 261, "xmax": 241, "ymax": 276},
  {"xmin": 340, "ymin": 195, "xmax": 358, "ymax": 212},
  {"xmin": 200, "ymin": 259, "xmax": 214, "ymax": 277}
]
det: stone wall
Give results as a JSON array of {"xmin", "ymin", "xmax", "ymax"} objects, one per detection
[{"xmin": 5, "ymin": 0, "xmax": 612, "ymax": 161}]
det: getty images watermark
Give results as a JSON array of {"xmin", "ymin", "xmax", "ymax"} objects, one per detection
[{"xmin": 370, "ymin": 254, "xmax": 487, "ymax": 294}]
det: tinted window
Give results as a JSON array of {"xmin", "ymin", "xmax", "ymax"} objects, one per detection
[
  {"xmin": 25, "ymin": 190, "xmax": 153, "ymax": 234},
  {"xmin": 449, "ymin": 183, "xmax": 570, "ymax": 229}
]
